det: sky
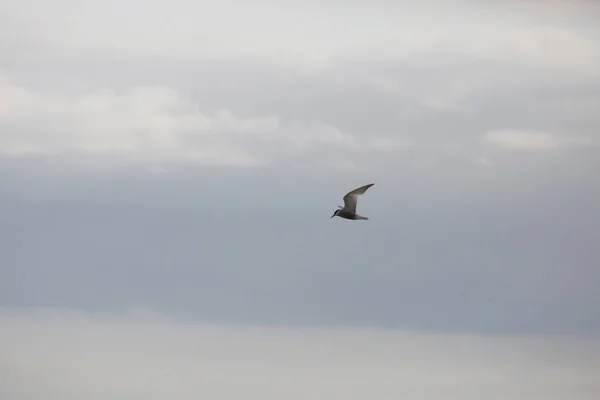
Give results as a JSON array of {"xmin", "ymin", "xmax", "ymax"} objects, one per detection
[{"xmin": 1, "ymin": 0, "xmax": 600, "ymax": 398}]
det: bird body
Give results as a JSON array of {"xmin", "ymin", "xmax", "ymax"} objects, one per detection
[{"xmin": 331, "ymin": 183, "xmax": 374, "ymax": 220}]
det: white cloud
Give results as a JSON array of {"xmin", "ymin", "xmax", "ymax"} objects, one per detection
[
  {"xmin": 452, "ymin": 25, "xmax": 600, "ymax": 79},
  {"xmin": 0, "ymin": 307, "xmax": 599, "ymax": 400},
  {"xmin": 483, "ymin": 130, "xmax": 593, "ymax": 152},
  {"xmin": 3, "ymin": 0, "xmax": 600, "ymax": 78},
  {"xmin": 1, "ymin": 1, "xmax": 599, "ymax": 171},
  {"xmin": 0, "ymin": 75, "xmax": 391, "ymax": 167}
]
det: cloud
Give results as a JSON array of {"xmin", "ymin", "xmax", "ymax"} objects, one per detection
[
  {"xmin": 450, "ymin": 25, "xmax": 600, "ymax": 80},
  {"xmin": 0, "ymin": 75, "xmax": 397, "ymax": 168},
  {"xmin": 533, "ymin": 95, "xmax": 600, "ymax": 123},
  {"xmin": 4, "ymin": 1, "xmax": 600, "ymax": 78},
  {"xmin": 1, "ymin": 307, "xmax": 599, "ymax": 400},
  {"xmin": 482, "ymin": 130, "xmax": 593, "ymax": 152},
  {"xmin": 1, "ymin": 0, "xmax": 599, "ymax": 171}
]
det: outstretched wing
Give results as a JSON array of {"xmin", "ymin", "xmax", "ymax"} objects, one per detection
[{"xmin": 342, "ymin": 183, "xmax": 374, "ymax": 213}]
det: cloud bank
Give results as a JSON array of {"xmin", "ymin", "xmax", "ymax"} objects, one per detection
[
  {"xmin": 1, "ymin": 308, "xmax": 599, "ymax": 400},
  {"xmin": 0, "ymin": 75, "xmax": 381, "ymax": 167},
  {"xmin": 2, "ymin": 0, "xmax": 600, "ymax": 171}
]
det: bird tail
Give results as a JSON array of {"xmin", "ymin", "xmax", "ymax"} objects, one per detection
[{"xmin": 355, "ymin": 215, "xmax": 369, "ymax": 220}]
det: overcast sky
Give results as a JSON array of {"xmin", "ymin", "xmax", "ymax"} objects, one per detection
[{"xmin": 1, "ymin": 0, "xmax": 600, "ymax": 398}]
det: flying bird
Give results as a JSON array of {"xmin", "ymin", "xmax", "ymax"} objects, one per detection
[{"xmin": 330, "ymin": 183, "xmax": 375, "ymax": 220}]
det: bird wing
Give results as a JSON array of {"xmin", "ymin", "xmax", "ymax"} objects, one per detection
[{"xmin": 342, "ymin": 183, "xmax": 374, "ymax": 213}]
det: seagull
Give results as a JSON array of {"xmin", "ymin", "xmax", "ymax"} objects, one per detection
[{"xmin": 330, "ymin": 183, "xmax": 375, "ymax": 220}]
